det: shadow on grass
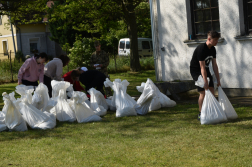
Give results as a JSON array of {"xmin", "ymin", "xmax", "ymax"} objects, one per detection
[{"xmin": 0, "ymin": 104, "xmax": 251, "ymax": 141}]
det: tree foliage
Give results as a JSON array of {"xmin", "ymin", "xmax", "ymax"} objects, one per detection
[{"xmin": 67, "ymin": 37, "xmax": 94, "ymax": 70}]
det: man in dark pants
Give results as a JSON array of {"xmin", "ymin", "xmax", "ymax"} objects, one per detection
[{"xmin": 190, "ymin": 31, "xmax": 221, "ymax": 120}]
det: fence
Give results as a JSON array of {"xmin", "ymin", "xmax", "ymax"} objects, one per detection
[{"xmin": 0, "ymin": 52, "xmax": 15, "ymax": 60}]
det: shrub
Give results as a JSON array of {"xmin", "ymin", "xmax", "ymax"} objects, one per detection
[
  {"xmin": 15, "ymin": 51, "xmax": 24, "ymax": 62},
  {"xmin": 67, "ymin": 37, "xmax": 94, "ymax": 70},
  {"xmin": 107, "ymin": 56, "xmax": 154, "ymax": 73}
]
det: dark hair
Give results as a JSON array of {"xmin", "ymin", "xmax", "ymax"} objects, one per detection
[
  {"xmin": 57, "ymin": 55, "xmax": 70, "ymax": 67},
  {"xmin": 71, "ymin": 69, "xmax": 81, "ymax": 81},
  {"xmin": 34, "ymin": 52, "xmax": 48, "ymax": 61},
  {"xmin": 207, "ymin": 31, "xmax": 220, "ymax": 39}
]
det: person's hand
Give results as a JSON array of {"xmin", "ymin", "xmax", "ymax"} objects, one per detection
[
  {"xmin": 217, "ymin": 81, "xmax": 221, "ymax": 87},
  {"xmin": 18, "ymin": 81, "xmax": 22, "ymax": 85},
  {"xmin": 204, "ymin": 83, "xmax": 209, "ymax": 90}
]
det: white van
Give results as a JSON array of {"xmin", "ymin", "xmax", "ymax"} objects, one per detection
[{"xmin": 118, "ymin": 38, "xmax": 153, "ymax": 57}]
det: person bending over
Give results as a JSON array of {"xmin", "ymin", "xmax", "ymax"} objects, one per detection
[
  {"xmin": 70, "ymin": 69, "xmax": 106, "ymax": 96},
  {"xmin": 190, "ymin": 31, "xmax": 221, "ymax": 120},
  {"xmin": 18, "ymin": 52, "xmax": 48, "ymax": 87},
  {"xmin": 44, "ymin": 55, "xmax": 70, "ymax": 97}
]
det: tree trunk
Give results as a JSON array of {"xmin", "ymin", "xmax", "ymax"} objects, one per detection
[{"xmin": 123, "ymin": 1, "xmax": 141, "ymax": 72}]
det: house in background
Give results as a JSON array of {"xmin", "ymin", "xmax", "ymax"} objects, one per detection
[
  {"xmin": 0, "ymin": 1, "xmax": 64, "ymax": 60},
  {"xmin": 150, "ymin": 0, "xmax": 252, "ymax": 96}
]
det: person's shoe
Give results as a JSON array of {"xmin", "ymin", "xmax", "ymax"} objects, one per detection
[{"xmin": 197, "ymin": 113, "xmax": 201, "ymax": 121}]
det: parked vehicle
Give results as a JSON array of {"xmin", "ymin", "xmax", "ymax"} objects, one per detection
[{"xmin": 118, "ymin": 38, "xmax": 153, "ymax": 57}]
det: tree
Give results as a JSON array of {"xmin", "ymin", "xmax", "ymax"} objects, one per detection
[
  {"xmin": 48, "ymin": 0, "xmax": 148, "ymax": 72},
  {"xmin": 47, "ymin": 1, "xmax": 94, "ymax": 47},
  {"xmin": 0, "ymin": 0, "xmax": 48, "ymax": 23}
]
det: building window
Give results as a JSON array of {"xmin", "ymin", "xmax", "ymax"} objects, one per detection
[
  {"xmin": 2, "ymin": 41, "xmax": 8, "ymax": 55},
  {"xmin": 190, "ymin": 0, "xmax": 220, "ymax": 39},
  {"xmin": 244, "ymin": 0, "xmax": 252, "ymax": 35},
  {"xmin": 29, "ymin": 38, "xmax": 39, "ymax": 54},
  {"xmin": 0, "ymin": 16, "xmax": 2, "ymax": 25}
]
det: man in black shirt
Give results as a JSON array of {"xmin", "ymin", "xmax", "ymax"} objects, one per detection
[
  {"xmin": 190, "ymin": 31, "xmax": 221, "ymax": 120},
  {"xmin": 71, "ymin": 68, "xmax": 106, "ymax": 95}
]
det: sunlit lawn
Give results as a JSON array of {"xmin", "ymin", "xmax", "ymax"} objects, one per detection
[{"xmin": 0, "ymin": 70, "xmax": 252, "ymax": 166}]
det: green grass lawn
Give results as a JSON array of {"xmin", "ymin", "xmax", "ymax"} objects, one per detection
[{"xmin": 0, "ymin": 70, "xmax": 252, "ymax": 166}]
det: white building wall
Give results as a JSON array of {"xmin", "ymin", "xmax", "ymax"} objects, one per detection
[{"xmin": 150, "ymin": 0, "xmax": 252, "ymax": 89}]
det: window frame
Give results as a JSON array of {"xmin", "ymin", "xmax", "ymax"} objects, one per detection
[
  {"xmin": 190, "ymin": 0, "xmax": 221, "ymax": 39},
  {"xmin": 244, "ymin": 0, "xmax": 252, "ymax": 35}
]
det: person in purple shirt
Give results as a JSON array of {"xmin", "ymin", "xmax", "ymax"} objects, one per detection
[{"xmin": 18, "ymin": 52, "xmax": 48, "ymax": 87}]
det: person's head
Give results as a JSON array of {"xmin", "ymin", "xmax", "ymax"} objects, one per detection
[
  {"xmin": 34, "ymin": 52, "xmax": 48, "ymax": 64},
  {"xmin": 57, "ymin": 55, "xmax": 70, "ymax": 67},
  {"xmin": 71, "ymin": 69, "xmax": 81, "ymax": 81},
  {"xmin": 94, "ymin": 40, "xmax": 101, "ymax": 52},
  {"xmin": 207, "ymin": 31, "xmax": 220, "ymax": 46}
]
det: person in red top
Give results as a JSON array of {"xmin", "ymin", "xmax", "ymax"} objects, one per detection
[{"xmin": 63, "ymin": 67, "xmax": 87, "ymax": 91}]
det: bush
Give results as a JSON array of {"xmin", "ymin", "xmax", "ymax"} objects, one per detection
[
  {"xmin": 0, "ymin": 59, "xmax": 23, "ymax": 83},
  {"xmin": 67, "ymin": 37, "xmax": 94, "ymax": 70},
  {"xmin": 107, "ymin": 56, "xmax": 154, "ymax": 73},
  {"xmin": 15, "ymin": 51, "xmax": 24, "ymax": 62}
]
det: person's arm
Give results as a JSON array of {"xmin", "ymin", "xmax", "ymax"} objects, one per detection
[
  {"xmin": 73, "ymin": 81, "xmax": 85, "ymax": 91},
  {"xmin": 199, "ymin": 61, "xmax": 209, "ymax": 90},
  {"xmin": 212, "ymin": 58, "xmax": 221, "ymax": 87},
  {"xmin": 17, "ymin": 59, "xmax": 31, "ymax": 85},
  {"xmin": 39, "ymin": 65, "xmax": 44, "ymax": 84}
]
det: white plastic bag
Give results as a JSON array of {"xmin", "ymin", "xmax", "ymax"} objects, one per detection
[
  {"xmin": 88, "ymin": 88, "xmax": 107, "ymax": 116},
  {"xmin": 136, "ymin": 82, "xmax": 145, "ymax": 93},
  {"xmin": 66, "ymin": 84, "xmax": 74, "ymax": 98},
  {"xmin": 114, "ymin": 81, "xmax": 137, "ymax": 117},
  {"xmin": 0, "ymin": 112, "xmax": 7, "ymax": 132},
  {"xmin": 20, "ymin": 95, "xmax": 56, "ymax": 130},
  {"xmin": 32, "ymin": 83, "xmax": 50, "ymax": 111},
  {"xmin": 159, "ymin": 93, "xmax": 176, "ymax": 107},
  {"xmin": 72, "ymin": 91, "xmax": 101, "ymax": 123},
  {"xmin": 195, "ymin": 75, "xmax": 210, "ymax": 88},
  {"xmin": 55, "ymin": 89, "xmax": 76, "ymax": 122},
  {"xmin": 44, "ymin": 98, "xmax": 58, "ymax": 112},
  {"xmin": 200, "ymin": 90, "xmax": 227, "ymax": 125},
  {"xmin": 51, "ymin": 80, "xmax": 70, "ymax": 100},
  {"xmin": 135, "ymin": 79, "xmax": 155, "ymax": 115},
  {"xmin": 104, "ymin": 78, "xmax": 116, "ymax": 111},
  {"xmin": 3, "ymin": 92, "xmax": 28, "ymax": 131},
  {"xmin": 218, "ymin": 87, "xmax": 238, "ymax": 120},
  {"xmin": 89, "ymin": 88, "xmax": 108, "ymax": 110}
]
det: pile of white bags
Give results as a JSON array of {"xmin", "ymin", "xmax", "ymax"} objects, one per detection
[
  {"xmin": 88, "ymin": 88, "xmax": 107, "ymax": 116},
  {"xmin": 136, "ymin": 78, "xmax": 176, "ymax": 114},
  {"xmin": 3, "ymin": 92, "xmax": 28, "ymax": 131},
  {"xmin": 72, "ymin": 91, "xmax": 101, "ymax": 123}
]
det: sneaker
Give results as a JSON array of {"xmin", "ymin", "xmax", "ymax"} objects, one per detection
[{"xmin": 198, "ymin": 113, "xmax": 201, "ymax": 121}]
